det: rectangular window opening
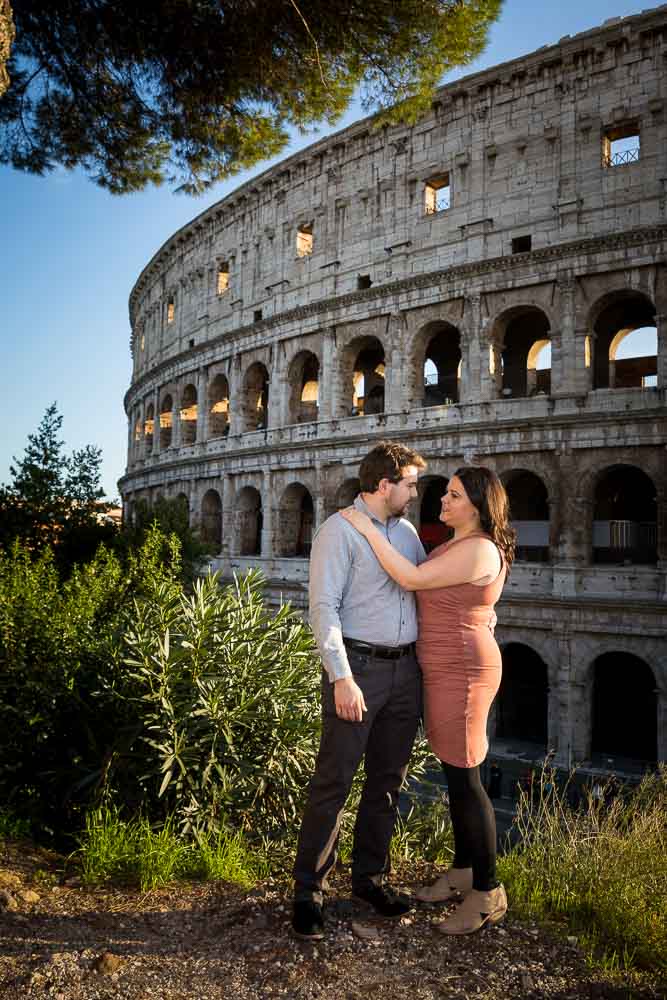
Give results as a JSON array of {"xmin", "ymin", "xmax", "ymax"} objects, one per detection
[
  {"xmin": 217, "ymin": 263, "xmax": 230, "ymax": 295},
  {"xmin": 357, "ymin": 274, "xmax": 372, "ymax": 290},
  {"xmin": 189, "ymin": 338, "xmax": 195, "ymax": 348},
  {"xmin": 296, "ymin": 223, "xmax": 314, "ymax": 258},
  {"xmin": 424, "ymin": 173, "xmax": 451, "ymax": 214},
  {"xmin": 253, "ymin": 309, "xmax": 263, "ymax": 323},
  {"xmin": 167, "ymin": 299, "xmax": 175, "ymax": 324},
  {"xmin": 512, "ymin": 235, "xmax": 532, "ymax": 254},
  {"xmin": 602, "ymin": 126, "xmax": 640, "ymax": 167}
]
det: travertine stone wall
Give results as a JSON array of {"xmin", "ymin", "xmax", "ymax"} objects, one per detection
[{"xmin": 121, "ymin": 7, "xmax": 667, "ymax": 770}]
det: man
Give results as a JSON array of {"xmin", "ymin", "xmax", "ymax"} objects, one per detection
[{"xmin": 292, "ymin": 440, "xmax": 427, "ymax": 939}]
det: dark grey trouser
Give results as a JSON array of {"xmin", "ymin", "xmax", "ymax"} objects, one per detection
[{"xmin": 293, "ymin": 646, "xmax": 421, "ymax": 904}]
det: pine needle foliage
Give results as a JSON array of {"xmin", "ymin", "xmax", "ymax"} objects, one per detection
[{"xmin": 3, "ymin": 1, "xmax": 502, "ymax": 193}]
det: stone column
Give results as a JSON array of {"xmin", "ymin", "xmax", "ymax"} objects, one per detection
[
  {"xmin": 656, "ymin": 483, "xmax": 667, "ymax": 601},
  {"xmin": 656, "ymin": 312, "xmax": 667, "ymax": 390},
  {"xmin": 196, "ymin": 367, "xmax": 208, "ymax": 443},
  {"xmin": 460, "ymin": 295, "xmax": 482, "ymax": 403},
  {"xmin": 126, "ymin": 416, "xmax": 133, "ymax": 468},
  {"xmin": 553, "ymin": 630, "xmax": 573, "ymax": 767},
  {"xmin": 221, "ymin": 475, "xmax": 235, "ymax": 559},
  {"xmin": 261, "ymin": 469, "xmax": 274, "ymax": 557},
  {"xmin": 657, "ymin": 685, "xmax": 667, "ymax": 763},
  {"xmin": 171, "ymin": 389, "xmax": 181, "ymax": 450},
  {"xmin": 154, "ymin": 393, "xmax": 163, "ymax": 456},
  {"xmin": 384, "ymin": 311, "xmax": 407, "ymax": 413},
  {"xmin": 228, "ymin": 360, "xmax": 242, "ymax": 436},
  {"xmin": 318, "ymin": 328, "xmax": 336, "ymax": 421},
  {"xmin": 551, "ymin": 448, "xmax": 588, "ymax": 598}
]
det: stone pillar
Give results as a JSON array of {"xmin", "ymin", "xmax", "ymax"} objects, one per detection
[
  {"xmin": 551, "ymin": 276, "xmax": 576, "ymax": 395},
  {"xmin": 657, "ymin": 685, "xmax": 667, "ymax": 763},
  {"xmin": 384, "ymin": 311, "xmax": 407, "ymax": 413},
  {"xmin": 553, "ymin": 630, "xmax": 573, "ymax": 767},
  {"xmin": 171, "ymin": 390, "xmax": 181, "ymax": 450},
  {"xmin": 460, "ymin": 295, "xmax": 482, "ymax": 403},
  {"xmin": 228, "ymin": 360, "xmax": 242, "ymax": 436},
  {"xmin": 656, "ymin": 312, "xmax": 667, "ymax": 390},
  {"xmin": 318, "ymin": 329, "xmax": 336, "ymax": 421},
  {"xmin": 267, "ymin": 354, "xmax": 284, "ymax": 429},
  {"xmin": 261, "ymin": 469, "xmax": 274, "ymax": 557},
  {"xmin": 551, "ymin": 449, "xmax": 588, "ymax": 598},
  {"xmin": 151, "ymin": 387, "xmax": 160, "ymax": 456},
  {"xmin": 196, "ymin": 367, "xmax": 208, "ymax": 443},
  {"xmin": 657, "ymin": 483, "xmax": 667, "ymax": 601},
  {"xmin": 221, "ymin": 475, "xmax": 235, "ymax": 559},
  {"xmin": 126, "ymin": 416, "xmax": 133, "ymax": 468}
]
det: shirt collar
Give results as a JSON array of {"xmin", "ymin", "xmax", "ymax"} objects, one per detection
[{"xmin": 353, "ymin": 493, "xmax": 400, "ymax": 528}]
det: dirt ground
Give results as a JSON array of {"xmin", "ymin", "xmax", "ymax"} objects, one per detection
[{"xmin": 0, "ymin": 840, "xmax": 663, "ymax": 1000}]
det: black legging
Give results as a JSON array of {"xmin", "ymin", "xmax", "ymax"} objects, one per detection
[{"xmin": 441, "ymin": 761, "xmax": 498, "ymax": 892}]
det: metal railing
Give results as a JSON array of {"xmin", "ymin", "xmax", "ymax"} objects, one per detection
[{"xmin": 604, "ymin": 147, "xmax": 640, "ymax": 167}]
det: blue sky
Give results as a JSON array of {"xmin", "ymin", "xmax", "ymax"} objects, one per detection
[{"xmin": 0, "ymin": 1, "xmax": 655, "ymax": 500}]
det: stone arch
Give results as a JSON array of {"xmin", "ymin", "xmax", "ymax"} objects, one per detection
[
  {"xmin": 418, "ymin": 474, "xmax": 450, "ymax": 552},
  {"xmin": 588, "ymin": 289, "xmax": 656, "ymax": 390},
  {"xmin": 159, "ymin": 393, "xmax": 173, "ymax": 449},
  {"xmin": 201, "ymin": 488, "xmax": 222, "ymax": 550},
  {"xmin": 287, "ymin": 350, "xmax": 320, "ymax": 424},
  {"xmin": 502, "ymin": 469, "xmax": 550, "ymax": 563},
  {"xmin": 241, "ymin": 361, "xmax": 270, "ymax": 432},
  {"xmin": 144, "ymin": 403, "xmax": 155, "ymax": 455},
  {"xmin": 410, "ymin": 321, "xmax": 462, "ymax": 408},
  {"xmin": 277, "ymin": 482, "xmax": 314, "ymax": 557},
  {"xmin": 590, "ymin": 652, "xmax": 658, "ymax": 764},
  {"xmin": 592, "ymin": 464, "xmax": 657, "ymax": 565},
  {"xmin": 237, "ymin": 485, "xmax": 263, "ymax": 555},
  {"xmin": 495, "ymin": 643, "xmax": 550, "ymax": 747},
  {"xmin": 340, "ymin": 335, "xmax": 386, "ymax": 417},
  {"xmin": 179, "ymin": 383, "xmax": 198, "ymax": 446},
  {"xmin": 208, "ymin": 373, "xmax": 230, "ymax": 438},
  {"xmin": 488, "ymin": 306, "xmax": 552, "ymax": 399}
]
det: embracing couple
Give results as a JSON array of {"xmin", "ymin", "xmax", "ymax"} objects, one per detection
[{"xmin": 292, "ymin": 440, "xmax": 516, "ymax": 940}]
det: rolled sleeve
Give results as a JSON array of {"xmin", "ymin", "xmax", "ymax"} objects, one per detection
[{"xmin": 308, "ymin": 517, "xmax": 353, "ymax": 683}]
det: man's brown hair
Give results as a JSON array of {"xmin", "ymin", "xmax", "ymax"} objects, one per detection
[{"xmin": 358, "ymin": 440, "xmax": 426, "ymax": 493}]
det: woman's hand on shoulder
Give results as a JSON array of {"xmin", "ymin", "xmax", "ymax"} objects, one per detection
[{"xmin": 339, "ymin": 506, "xmax": 373, "ymax": 537}]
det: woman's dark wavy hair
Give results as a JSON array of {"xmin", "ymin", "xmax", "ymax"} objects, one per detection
[{"xmin": 454, "ymin": 466, "xmax": 516, "ymax": 570}]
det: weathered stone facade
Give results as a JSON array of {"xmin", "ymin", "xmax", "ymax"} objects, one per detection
[{"xmin": 121, "ymin": 8, "xmax": 667, "ymax": 771}]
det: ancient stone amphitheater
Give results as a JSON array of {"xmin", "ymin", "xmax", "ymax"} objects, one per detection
[{"xmin": 121, "ymin": 7, "xmax": 667, "ymax": 778}]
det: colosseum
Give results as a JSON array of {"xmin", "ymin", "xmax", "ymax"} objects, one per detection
[{"xmin": 121, "ymin": 6, "xmax": 667, "ymax": 786}]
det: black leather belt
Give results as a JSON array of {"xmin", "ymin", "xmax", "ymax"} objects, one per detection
[{"xmin": 343, "ymin": 638, "xmax": 415, "ymax": 660}]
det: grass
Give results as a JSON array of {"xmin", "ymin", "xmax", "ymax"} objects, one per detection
[
  {"xmin": 498, "ymin": 766, "xmax": 667, "ymax": 975},
  {"xmin": 77, "ymin": 806, "xmax": 267, "ymax": 891}
]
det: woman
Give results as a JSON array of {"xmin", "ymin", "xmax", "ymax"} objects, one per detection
[{"xmin": 341, "ymin": 466, "xmax": 515, "ymax": 935}]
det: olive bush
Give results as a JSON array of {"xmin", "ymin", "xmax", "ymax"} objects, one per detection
[{"xmin": 123, "ymin": 570, "xmax": 322, "ymax": 838}]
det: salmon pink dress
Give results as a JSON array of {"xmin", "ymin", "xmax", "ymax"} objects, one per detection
[{"xmin": 416, "ymin": 533, "xmax": 506, "ymax": 768}]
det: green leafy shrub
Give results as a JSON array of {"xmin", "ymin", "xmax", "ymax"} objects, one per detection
[
  {"xmin": 0, "ymin": 526, "xmax": 183, "ymax": 839},
  {"xmin": 123, "ymin": 569, "xmax": 322, "ymax": 839},
  {"xmin": 499, "ymin": 766, "xmax": 667, "ymax": 974}
]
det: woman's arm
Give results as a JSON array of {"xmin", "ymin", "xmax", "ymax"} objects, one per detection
[{"xmin": 340, "ymin": 509, "xmax": 500, "ymax": 591}]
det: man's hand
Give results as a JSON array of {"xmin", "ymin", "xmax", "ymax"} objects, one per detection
[{"xmin": 334, "ymin": 676, "xmax": 368, "ymax": 722}]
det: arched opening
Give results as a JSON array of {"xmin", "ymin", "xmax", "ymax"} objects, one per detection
[
  {"xmin": 422, "ymin": 324, "xmax": 461, "ymax": 406},
  {"xmin": 288, "ymin": 351, "xmax": 320, "ymax": 424},
  {"xmin": 144, "ymin": 404, "xmax": 154, "ymax": 455},
  {"xmin": 133, "ymin": 416, "xmax": 142, "ymax": 445},
  {"xmin": 592, "ymin": 293, "xmax": 657, "ymax": 390},
  {"xmin": 201, "ymin": 488, "xmax": 222, "ymax": 549},
  {"xmin": 159, "ymin": 394, "xmax": 173, "ymax": 449},
  {"xmin": 242, "ymin": 362, "xmax": 270, "ymax": 432},
  {"xmin": 526, "ymin": 340, "xmax": 552, "ymax": 396},
  {"xmin": 348, "ymin": 338, "xmax": 385, "ymax": 416},
  {"xmin": 336, "ymin": 478, "xmax": 361, "ymax": 510},
  {"xmin": 179, "ymin": 384, "xmax": 198, "ymax": 446},
  {"xmin": 499, "ymin": 308, "xmax": 551, "ymax": 399},
  {"xmin": 591, "ymin": 653, "xmax": 657, "ymax": 765},
  {"xmin": 278, "ymin": 483, "xmax": 314, "ymax": 557},
  {"xmin": 503, "ymin": 470, "xmax": 550, "ymax": 562},
  {"xmin": 495, "ymin": 644, "xmax": 549, "ymax": 746},
  {"xmin": 419, "ymin": 476, "xmax": 450, "ymax": 552},
  {"xmin": 208, "ymin": 374, "xmax": 230, "ymax": 438},
  {"xmin": 238, "ymin": 486, "xmax": 262, "ymax": 556},
  {"xmin": 593, "ymin": 466, "xmax": 657, "ymax": 564}
]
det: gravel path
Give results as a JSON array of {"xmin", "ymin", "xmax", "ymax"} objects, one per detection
[{"xmin": 0, "ymin": 842, "xmax": 662, "ymax": 1000}]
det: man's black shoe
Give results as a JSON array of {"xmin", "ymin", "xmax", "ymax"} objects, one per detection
[
  {"xmin": 352, "ymin": 882, "xmax": 413, "ymax": 918},
  {"xmin": 292, "ymin": 899, "xmax": 324, "ymax": 940}
]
